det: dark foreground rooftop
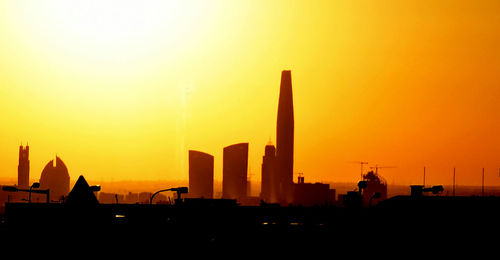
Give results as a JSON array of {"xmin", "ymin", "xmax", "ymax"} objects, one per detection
[{"xmin": 2, "ymin": 195, "xmax": 500, "ymax": 252}]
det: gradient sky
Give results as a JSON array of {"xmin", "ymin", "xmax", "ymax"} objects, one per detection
[{"xmin": 1, "ymin": 0, "xmax": 499, "ymax": 187}]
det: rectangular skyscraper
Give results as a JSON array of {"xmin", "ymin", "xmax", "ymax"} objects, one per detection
[{"xmin": 276, "ymin": 70, "xmax": 294, "ymax": 204}]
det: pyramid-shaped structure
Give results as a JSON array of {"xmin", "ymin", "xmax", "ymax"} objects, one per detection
[{"xmin": 65, "ymin": 175, "xmax": 99, "ymax": 206}]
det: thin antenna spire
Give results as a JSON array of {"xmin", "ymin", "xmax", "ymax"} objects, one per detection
[{"xmin": 423, "ymin": 166, "xmax": 426, "ymax": 187}]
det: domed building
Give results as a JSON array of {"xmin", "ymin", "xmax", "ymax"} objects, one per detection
[{"xmin": 39, "ymin": 156, "xmax": 70, "ymax": 202}]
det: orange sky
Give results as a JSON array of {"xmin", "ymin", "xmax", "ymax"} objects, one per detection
[{"xmin": 0, "ymin": 0, "xmax": 499, "ymax": 187}]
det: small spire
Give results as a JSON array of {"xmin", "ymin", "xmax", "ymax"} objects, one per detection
[{"xmin": 267, "ymin": 136, "xmax": 273, "ymax": 146}]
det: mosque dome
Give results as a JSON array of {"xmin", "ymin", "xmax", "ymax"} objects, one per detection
[{"xmin": 40, "ymin": 156, "xmax": 70, "ymax": 202}]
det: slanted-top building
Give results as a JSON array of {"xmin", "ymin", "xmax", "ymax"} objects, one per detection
[
  {"xmin": 222, "ymin": 143, "xmax": 249, "ymax": 202},
  {"xmin": 188, "ymin": 150, "xmax": 214, "ymax": 199}
]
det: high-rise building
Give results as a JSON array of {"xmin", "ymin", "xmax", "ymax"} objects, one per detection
[
  {"xmin": 222, "ymin": 143, "xmax": 249, "ymax": 201},
  {"xmin": 188, "ymin": 150, "xmax": 214, "ymax": 199},
  {"xmin": 276, "ymin": 70, "xmax": 294, "ymax": 203},
  {"xmin": 39, "ymin": 156, "xmax": 70, "ymax": 202},
  {"xmin": 260, "ymin": 143, "xmax": 279, "ymax": 203},
  {"xmin": 18, "ymin": 145, "xmax": 30, "ymax": 189}
]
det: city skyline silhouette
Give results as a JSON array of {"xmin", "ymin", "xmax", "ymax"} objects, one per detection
[
  {"xmin": 1, "ymin": 2, "xmax": 500, "ymax": 188},
  {"xmin": 2, "ymin": 5, "xmax": 500, "ymax": 251}
]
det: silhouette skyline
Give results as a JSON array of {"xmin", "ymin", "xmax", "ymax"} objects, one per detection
[
  {"xmin": 1, "ymin": 2, "xmax": 500, "ymax": 250},
  {"xmin": 1, "ymin": 1, "xmax": 500, "ymax": 187}
]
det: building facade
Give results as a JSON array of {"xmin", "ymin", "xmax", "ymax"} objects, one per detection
[
  {"xmin": 260, "ymin": 143, "xmax": 279, "ymax": 203},
  {"xmin": 188, "ymin": 150, "xmax": 214, "ymax": 199},
  {"xmin": 222, "ymin": 143, "xmax": 249, "ymax": 202},
  {"xmin": 293, "ymin": 176, "xmax": 336, "ymax": 207}
]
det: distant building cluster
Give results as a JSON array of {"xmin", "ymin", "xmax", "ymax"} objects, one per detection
[
  {"xmin": 187, "ymin": 71, "xmax": 337, "ymax": 206},
  {"xmin": 8, "ymin": 144, "xmax": 71, "ymax": 203},
  {"xmin": 0, "ymin": 144, "xmax": 168, "ymax": 208}
]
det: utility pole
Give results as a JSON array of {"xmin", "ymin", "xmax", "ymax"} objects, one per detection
[
  {"xmin": 482, "ymin": 168, "xmax": 485, "ymax": 197},
  {"xmin": 453, "ymin": 167, "xmax": 456, "ymax": 197},
  {"xmin": 423, "ymin": 166, "xmax": 426, "ymax": 187}
]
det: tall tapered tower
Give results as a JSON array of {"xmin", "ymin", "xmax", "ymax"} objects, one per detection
[{"xmin": 276, "ymin": 70, "xmax": 294, "ymax": 203}]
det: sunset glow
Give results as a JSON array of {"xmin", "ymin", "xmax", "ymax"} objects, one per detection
[{"xmin": 1, "ymin": 0, "xmax": 500, "ymax": 189}]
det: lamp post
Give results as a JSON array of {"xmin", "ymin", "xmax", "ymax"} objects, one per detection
[
  {"xmin": 29, "ymin": 182, "xmax": 40, "ymax": 203},
  {"xmin": 369, "ymin": 192, "xmax": 381, "ymax": 208},
  {"xmin": 2, "ymin": 184, "xmax": 50, "ymax": 203},
  {"xmin": 150, "ymin": 187, "xmax": 188, "ymax": 205}
]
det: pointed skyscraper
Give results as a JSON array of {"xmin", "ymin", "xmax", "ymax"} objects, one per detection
[{"xmin": 276, "ymin": 70, "xmax": 294, "ymax": 204}]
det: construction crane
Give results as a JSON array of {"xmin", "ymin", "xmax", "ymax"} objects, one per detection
[{"xmin": 348, "ymin": 161, "xmax": 369, "ymax": 180}]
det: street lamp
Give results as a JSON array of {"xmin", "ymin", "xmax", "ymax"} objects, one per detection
[
  {"xmin": 369, "ymin": 192, "xmax": 382, "ymax": 207},
  {"xmin": 2, "ymin": 184, "xmax": 50, "ymax": 203},
  {"xmin": 150, "ymin": 187, "xmax": 188, "ymax": 205},
  {"xmin": 90, "ymin": 185, "xmax": 101, "ymax": 192},
  {"xmin": 28, "ymin": 182, "xmax": 40, "ymax": 203}
]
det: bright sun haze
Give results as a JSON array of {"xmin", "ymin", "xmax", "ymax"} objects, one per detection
[{"xmin": 1, "ymin": 0, "xmax": 500, "ymax": 187}]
